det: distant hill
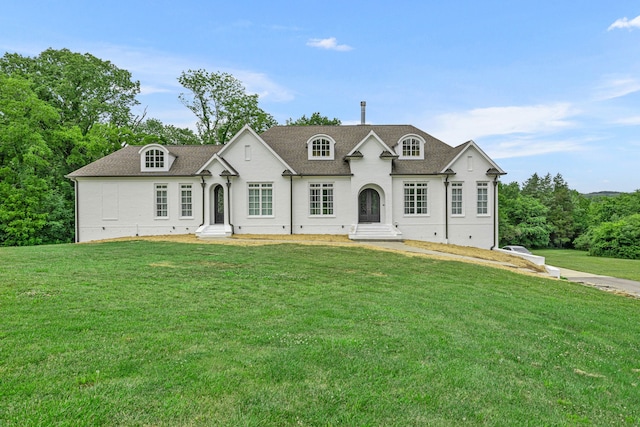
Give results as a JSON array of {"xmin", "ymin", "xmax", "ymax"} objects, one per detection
[{"xmin": 582, "ymin": 191, "xmax": 623, "ymax": 198}]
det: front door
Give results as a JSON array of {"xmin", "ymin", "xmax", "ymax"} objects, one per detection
[
  {"xmin": 214, "ymin": 185, "xmax": 224, "ymax": 224},
  {"xmin": 359, "ymin": 189, "xmax": 380, "ymax": 223}
]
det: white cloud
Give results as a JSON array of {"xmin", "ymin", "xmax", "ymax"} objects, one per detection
[
  {"xmin": 139, "ymin": 85, "xmax": 172, "ymax": 96},
  {"xmin": 608, "ymin": 15, "xmax": 640, "ymax": 31},
  {"xmin": 613, "ymin": 115, "xmax": 640, "ymax": 126},
  {"xmin": 233, "ymin": 70, "xmax": 294, "ymax": 102},
  {"xmin": 86, "ymin": 43, "xmax": 294, "ymax": 103},
  {"xmin": 594, "ymin": 77, "xmax": 640, "ymax": 100},
  {"xmin": 428, "ymin": 103, "xmax": 578, "ymax": 144},
  {"xmin": 306, "ymin": 37, "xmax": 353, "ymax": 51},
  {"xmin": 487, "ymin": 137, "xmax": 585, "ymax": 159}
]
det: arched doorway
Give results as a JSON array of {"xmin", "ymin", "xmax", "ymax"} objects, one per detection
[
  {"xmin": 358, "ymin": 188, "xmax": 380, "ymax": 223},
  {"xmin": 211, "ymin": 185, "xmax": 224, "ymax": 224}
]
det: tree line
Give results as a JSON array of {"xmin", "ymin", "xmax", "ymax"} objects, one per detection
[
  {"xmin": 499, "ymin": 173, "xmax": 640, "ymax": 259},
  {"xmin": 1, "ymin": 48, "xmax": 638, "ymax": 259},
  {"xmin": 0, "ymin": 48, "xmax": 339, "ymax": 246}
]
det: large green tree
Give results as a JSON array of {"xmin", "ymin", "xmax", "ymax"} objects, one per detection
[
  {"xmin": 0, "ymin": 48, "xmax": 140, "ymax": 135},
  {"xmin": 178, "ymin": 70, "xmax": 277, "ymax": 144},
  {"xmin": 0, "ymin": 74, "xmax": 67, "ymax": 245},
  {"xmin": 134, "ymin": 118, "xmax": 200, "ymax": 145},
  {"xmin": 0, "ymin": 49, "xmax": 143, "ymax": 245},
  {"xmin": 286, "ymin": 112, "xmax": 341, "ymax": 126},
  {"xmin": 499, "ymin": 181, "xmax": 552, "ymax": 248}
]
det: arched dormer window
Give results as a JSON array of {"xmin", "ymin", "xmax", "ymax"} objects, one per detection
[
  {"xmin": 139, "ymin": 144, "xmax": 174, "ymax": 172},
  {"xmin": 145, "ymin": 149, "xmax": 165, "ymax": 169},
  {"xmin": 307, "ymin": 135, "xmax": 335, "ymax": 160},
  {"xmin": 397, "ymin": 135, "xmax": 425, "ymax": 160}
]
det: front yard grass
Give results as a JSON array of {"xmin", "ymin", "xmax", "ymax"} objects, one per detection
[
  {"xmin": 1, "ymin": 241, "xmax": 639, "ymax": 426},
  {"xmin": 535, "ymin": 249, "xmax": 640, "ymax": 282}
]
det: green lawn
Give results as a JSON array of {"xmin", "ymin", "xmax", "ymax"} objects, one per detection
[
  {"xmin": 1, "ymin": 241, "xmax": 640, "ymax": 426},
  {"xmin": 535, "ymin": 249, "xmax": 640, "ymax": 282}
]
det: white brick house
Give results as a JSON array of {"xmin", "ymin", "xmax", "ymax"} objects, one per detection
[{"xmin": 67, "ymin": 124, "xmax": 505, "ymax": 248}]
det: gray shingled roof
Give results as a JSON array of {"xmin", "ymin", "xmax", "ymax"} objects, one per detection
[
  {"xmin": 66, "ymin": 125, "xmax": 472, "ymax": 178},
  {"xmin": 260, "ymin": 125, "xmax": 466, "ymax": 175},
  {"xmin": 67, "ymin": 145, "xmax": 222, "ymax": 178}
]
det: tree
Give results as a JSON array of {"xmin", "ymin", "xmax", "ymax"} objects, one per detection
[
  {"xmin": 586, "ymin": 214, "xmax": 640, "ymax": 259},
  {"xmin": 0, "ymin": 48, "xmax": 140, "ymax": 135},
  {"xmin": 499, "ymin": 181, "xmax": 552, "ymax": 248},
  {"xmin": 286, "ymin": 112, "xmax": 341, "ymax": 126},
  {"xmin": 548, "ymin": 174, "xmax": 576, "ymax": 248},
  {"xmin": 134, "ymin": 118, "xmax": 200, "ymax": 145},
  {"xmin": 178, "ymin": 70, "xmax": 277, "ymax": 144},
  {"xmin": 0, "ymin": 74, "xmax": 63, "ymax": 245},
  {"xmin": 0, "ymin": 49, "xmax": 143, "ymax": 245}
]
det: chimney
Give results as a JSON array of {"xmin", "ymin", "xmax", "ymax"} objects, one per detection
[{"xmin": 360, "ymin": 101, "xmax": 366, "ymax": 125}]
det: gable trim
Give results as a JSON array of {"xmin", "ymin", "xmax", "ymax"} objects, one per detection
[
  {"xmin": 346, "ymin": 130, "xmax": 395, "ymax": 157},
  {"xmin": 216, "ymin": 125, "xmax": 297, "ymax": 174},
  {"xmin": 441, "ymin": 140, "xmax": 505, "ymax": 175}
]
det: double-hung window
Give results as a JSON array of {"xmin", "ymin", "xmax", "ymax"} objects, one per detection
[
  {"xmin": 451, "ymin": 182, "xmax": 463, "ymax": 216},
  {"xmin": 404, "ymin": 182, "xmax": 428, "ymax": 215},
  {"xmin": 477, "ymin": 182, "xmax": 488, "ymax": 215},
  {"xmin": 180, "ymin": 184, "xmax": 193, "ymax": 218},
  {"xmin": 155, "ymin": 184, "xmax": 168, "ymax": 218},
  {"xmin": 248, "ymin": 183, "xmax": 273, "ymax": 216},
  {"xmin": 309, "ymin": 183, "xmax": 334, "ymax": 216}
]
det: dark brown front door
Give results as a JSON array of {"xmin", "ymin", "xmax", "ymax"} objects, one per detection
[
  {"xmin": 214, "ymin": 185, "xmax": 224, "ymax": 224},
  {"xmin": 359, "ymin": 189, "xmax": 380, "ymax": 223}
]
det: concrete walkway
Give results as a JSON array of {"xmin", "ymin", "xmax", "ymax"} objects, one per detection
[{"xmin": 557, "ymin": 267, "xmax": 640, "ymax": 298}]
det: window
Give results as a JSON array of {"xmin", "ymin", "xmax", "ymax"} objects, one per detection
[
  {"xmin": 248, "ymin": 183, "xmax": 273, "ymax": 216},
  {"xmin": 155, "ymin": 184, "xmax": 168, "ymax": 218},
  {"xmin": 307, "ymin": 135, "xmax": 335, "ymax": 160},
  {"xmin": 402, "ymin": 138, "xmax": 421, "ymax": 157},
  {"xmin": 145, "ymin": 149, "xmax": 165, "ymax": 169},
  {"xmin": 180, "ymin": 184, "xmax": 193, "ymax": 218},
  {"xmin": 309, "ymin": 183, "xmax": 334, "ymax": 216},
  {"xmin": 451, "ymin": 182, "xmax": 463, "ymax": 216},
  {"xmin": 311, "ymin": 138, "xmax": 331, "ymax": 158},
  {"xmin": 477, "ymin": 182, "xmax": 488, "ymax": 215},
  {"xmin": 404, "ymin": 182, "xmax": 428, "ymax": 215}
]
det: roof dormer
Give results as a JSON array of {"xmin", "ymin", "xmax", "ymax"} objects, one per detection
[
  {"xmin": 396, "ymin": 134, "xmax": 425, "ymax": 160},
  {"xmin": 307, "ymin": 134, "xmax": 336, "ymax": 160},
  {"xmin": 138, "ymin": 144, "xmax": 175, "ymax": 172}
]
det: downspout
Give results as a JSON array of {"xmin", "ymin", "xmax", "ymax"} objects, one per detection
[
  {"xmin": 443, "ymin": 169, "xmax": 455, "ymax": 242},
  {"xmin": 200, "ymin": 175, "xmax": 206, "ymax": 226},
  {"xmin": 486, "ymin": 168, "xmax": 504, "ymax": 250},
  {"xmin": 444, "ymin": 178, "xmax": 449, "ymax": 241},
  {"xmin": 492, "ymin": 177, "xmax": 498, "ymax": 249},
  {"xmin": 282, "ymin": 170, "xmax": 294, "ymax": 234},
  {"xmin": 225, "ymin": 175, "xmax": 234, "ymax": 235},
  {"xmin": 290, "ymin": 175, "xmax": 293, "ymax": 234},
  {"xmin": 72, "ymin": 178, "xmax": 79, "ymax": 243}
]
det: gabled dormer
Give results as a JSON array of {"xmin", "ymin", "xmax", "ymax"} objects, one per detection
[
  {"xmin": 396, "ymin": 134, "xmax": 425, "ymax": 160},
  {"xmin": 138, "ymin": 144, "xmax": 176, "ymax": 172},
  {"xmin": 307, "ymin": 134, "xmax": 336, "ymax": 160}
]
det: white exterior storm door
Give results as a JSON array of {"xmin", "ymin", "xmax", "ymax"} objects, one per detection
[{"xmin": 358, "ymin": 188, "xmax": 381, "ymax": 223}]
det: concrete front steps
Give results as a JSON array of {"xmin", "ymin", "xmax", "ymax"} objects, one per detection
[
  {"xmin": 196, "ymin": 224, "xmax": 232, "ymax": 239},
  {"xmin": 348, "ymin": 223, "xmax": 403, "ymax": 241}
]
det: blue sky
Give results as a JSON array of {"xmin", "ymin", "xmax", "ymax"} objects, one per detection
[{"xmin": 2, "ymin": 1, "xmax": 640, "ymax": 193}]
